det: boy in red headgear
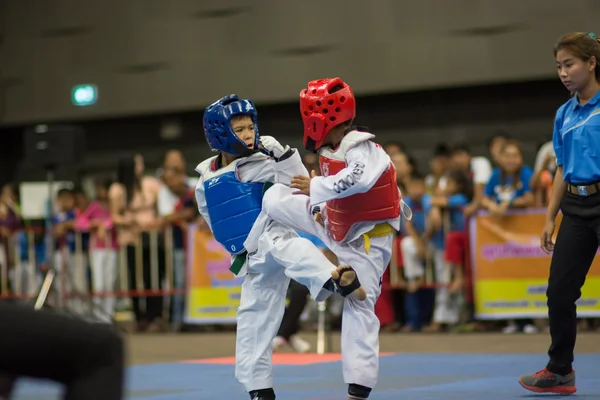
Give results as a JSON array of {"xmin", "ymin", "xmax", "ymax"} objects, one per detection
[{"xmin": 262, "ymin": 78, "xmax": 411, "ymax": 400}]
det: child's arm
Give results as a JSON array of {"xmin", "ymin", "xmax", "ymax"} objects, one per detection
[
  {"xmin": 74, "ymin": 203, "xmax": 97, "ymax": 231},
  {"xmin": 511, "ymin": 167, "xmax": 535, "ymax": 208},
  {"xmin": 463, "ymin": 159, "xmax": 493, "ymax": 217},
  {"xmin": 108, "ymin": 184, "xmax": 133, "ymax": 227},
  {"xmin": 430, "ymin": 194, "xmax": 469, "ymax": 209},
  {"xmin": 430, "ymin": 195, "xmax": 448, "ymax": 207},
  {"xmin": 194, "ymin": 176, "xmax": 213, "ymax": 231},
  {"xmin": 309, "ymin": 142, "xmax": 389, "ymax": 206}
]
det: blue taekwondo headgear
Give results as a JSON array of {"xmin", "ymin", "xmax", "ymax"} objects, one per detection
[{"xmin": 203, "ymin": 94, "xmax": 260, "ymax": 156}]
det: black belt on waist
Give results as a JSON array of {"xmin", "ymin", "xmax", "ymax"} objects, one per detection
[{"xmin": 567, "ymin": 182, "xmax": 600, "ymax": 196}]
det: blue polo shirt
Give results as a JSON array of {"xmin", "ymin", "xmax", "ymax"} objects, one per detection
[
  {"xmin": 553, "ymin": 90, "xmax": 600, "ymax": 184},
  {"xmin": 484, "ymin": 166, "xmax": 533, "ymax": 203}
]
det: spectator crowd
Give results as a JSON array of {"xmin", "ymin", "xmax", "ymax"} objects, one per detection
[{"xmin": 0, "ymin": 133, "xmax": 593, "ymax": 335}]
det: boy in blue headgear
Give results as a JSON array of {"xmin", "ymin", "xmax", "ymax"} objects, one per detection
[{"xmin": 195, "ymin": 95, "xmax": 366, "ymax": 400}]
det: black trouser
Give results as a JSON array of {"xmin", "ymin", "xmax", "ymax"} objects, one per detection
[
  {"xmin": 0, "ymin": 302, "xmax": 124, "ymax": 400},
  {"xmin": 126, "ymin": 233, "xmax": 166, "ymax": 323},
  {"xmin": 546, "ymin": 191, "xmax": 600, "ymax": 375},
  {"xmin": 277, "ymin": 280, "xmax": 309, "ymax": 340}
]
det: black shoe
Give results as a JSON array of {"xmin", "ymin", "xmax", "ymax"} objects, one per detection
[{"xmin": 249, "ymin": 388, "xmax": 275, "ymax": 399}]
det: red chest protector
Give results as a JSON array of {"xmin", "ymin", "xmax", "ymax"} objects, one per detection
[{"xmin": 318, "ymin": 130, "xmax": 401, "ymax": 242}]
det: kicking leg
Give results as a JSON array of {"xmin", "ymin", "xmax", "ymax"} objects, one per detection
[
  {"xmin": 262, "ymin": 184, "xmax": 328, "ymax": 241},
  {"xmin": 262, "ymin": 224, "xmax": 366, "ymax": 302},
  {"xmin": 263, "ymin": 185, "xmax": 366, "ymax": 301}
]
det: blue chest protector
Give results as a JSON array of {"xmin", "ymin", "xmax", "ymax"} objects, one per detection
[{"xmin": 204, "ymin": 171, "xmax": 265, "ymax": 255}]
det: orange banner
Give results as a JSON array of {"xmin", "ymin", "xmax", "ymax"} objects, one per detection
[
  {"xmin": 184, "ymin": 224, "xmax": 243, "ymax": 324},
  {"xmin": 470, "ymin": 209, "xmax": 600, "ymax": 319}
]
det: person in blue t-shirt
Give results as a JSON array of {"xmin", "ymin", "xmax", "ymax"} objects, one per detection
[
  {"xmin": 424, "ymin": 169, "xmax": 472, "ymax": 332},
  {"xmin": 482, "ymin": 140, "xmax": 537, "ymax": 335},
  {"xmin": 52, "ymin": 188, "xmax": 81, "ymax": 302},
  {"xmin": 482, "ymin": 140, "xmax": 535, "ymax": 215},
  {"xmin": 399, "ymin": 172, "xmax": 436, "ymax": 332}
]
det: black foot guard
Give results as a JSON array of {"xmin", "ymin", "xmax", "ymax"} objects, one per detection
[{"xmin": 333, "ymin": 266, "xmax": 362, "ymax": 297}]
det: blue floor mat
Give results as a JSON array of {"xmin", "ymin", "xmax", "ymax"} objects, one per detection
[{"xmin": 10, "ymin": 353, "xmax": 600, "ymax": 399}]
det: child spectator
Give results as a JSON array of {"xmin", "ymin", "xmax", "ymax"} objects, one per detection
[
  {"xmin": 53, "ymin": 188, "xmax": 77, "ymax": 297},
  {"xmin": 75, "ymin": 179, "xmax": 117, "ymax": 322},
  {"xmin": 482, "ymin": 140, "xmax": 535, "ymax": 216},
  {"xmin": 426, "ymin": 143, "xmax": 451, "ymax": 196},
  {"xmin": 481, "ymin": 140, "xmax": 537, "ymax": 333},
  {"xmin": 399, "ymin": 172, "xmax": 436, "ymax": 332},
  {"xmin": 425, "ymin": 169, "xmax": 472, "ymax": 332}
]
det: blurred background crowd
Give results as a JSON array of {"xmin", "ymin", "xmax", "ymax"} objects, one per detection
[{"xmin": 1, "ymin": 0, "xmax": 599, "ymax": 354}]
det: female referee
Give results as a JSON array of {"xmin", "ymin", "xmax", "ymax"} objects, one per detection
[{"xmin": 519, "ymin": 32, "xmax": 600, "ymax": 395}]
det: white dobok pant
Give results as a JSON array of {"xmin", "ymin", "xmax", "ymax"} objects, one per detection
[
  {"xmin": 234, "ymin": 221, "xmax": 340, "ymax": 392},
  {"xmin": 262, "ymin": 184, "xmax": 392, "ymax": 390}
]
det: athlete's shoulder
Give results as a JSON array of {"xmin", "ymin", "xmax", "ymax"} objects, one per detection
[
  {"xmin": 343, "ymin": 126, "xmax": 376, "ymax": 144},
  {"xmin": 195, "ymin": 155, "xmax": 219, "ymax": 176}
]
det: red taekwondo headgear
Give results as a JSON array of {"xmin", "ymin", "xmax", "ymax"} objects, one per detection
[{"xmin": 299, "ymin": 77, "xmax": 356, "ymax": 151}]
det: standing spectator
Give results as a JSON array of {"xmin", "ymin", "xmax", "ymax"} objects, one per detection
[
  {"xmin": 481, "ymin": 140, "xmax": 536, "ymax": 334},
  {"xmin": 0, "ymin": 183, "xmax": 21, "ymax": 293},
  {"xmin": 399, "ymin": 172, "xmax": 436, "ymax": 332},
  {"xmin": 52, "ymin": 188, "xmax": 80, "ymax": 305},
  {"xmin": 531, "ymin": 141, "xmax": 557, "ymax": 207},
  {"xmin": 425, "ymin": 169, "xmax": 471, "ymax": 332},
  {"xmin": 71, "ymin": 186, "xmax": 91, "ymax": 294},
  {"xmin": 426, "ymin": 143, "xmax": 451, "ymax": 195},
  {"xmin": 159, "ymin": 150, "xmax": 198, "ymax": 331},
  {"xmin": 0, "ymin": 183, "xmax": 21, "ymax": 240},
  {"xmin": 450, "ymin": 143, "xmax": 492, "ymax": 216},
  {"xmin": 75, "ymin": 179, "xmax": 117, "ymax": 322},
  {"xmin": 109, "ymin": 155, "xmax": 164, "ymax": 332}
]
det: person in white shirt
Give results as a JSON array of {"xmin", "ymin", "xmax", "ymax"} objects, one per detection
[{"xmin": 449, "ymin": 143, "xmax": 493, "ymax": 216}]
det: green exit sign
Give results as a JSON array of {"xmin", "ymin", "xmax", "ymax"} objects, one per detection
[{"xmin": 71, "ymin": 84, "xmax": 97, "ymax": 106}]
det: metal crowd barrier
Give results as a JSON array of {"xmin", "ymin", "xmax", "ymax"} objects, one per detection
[
  {"xmin": 389, "ymin": 209, "xmax": 456, "ymax": 290},
  {"xmin": 0, "ymin": 226, "xmax": 185, "ymax": 326}
]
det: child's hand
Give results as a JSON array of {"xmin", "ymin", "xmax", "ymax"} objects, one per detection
[
  {"xmin": 491, "ymin": 201, "xmax": 509, "ymax": 217},
  {"xmin": 463, "ymin": 203, "xmax": 478, "ymax": 217},
  {"xmin": 291, "ymin": 170, "xmax": 317, "ymax": 195},
  {"xmin": 258, "ymin": 136, "xmax": 290, "ymax": 160}
]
